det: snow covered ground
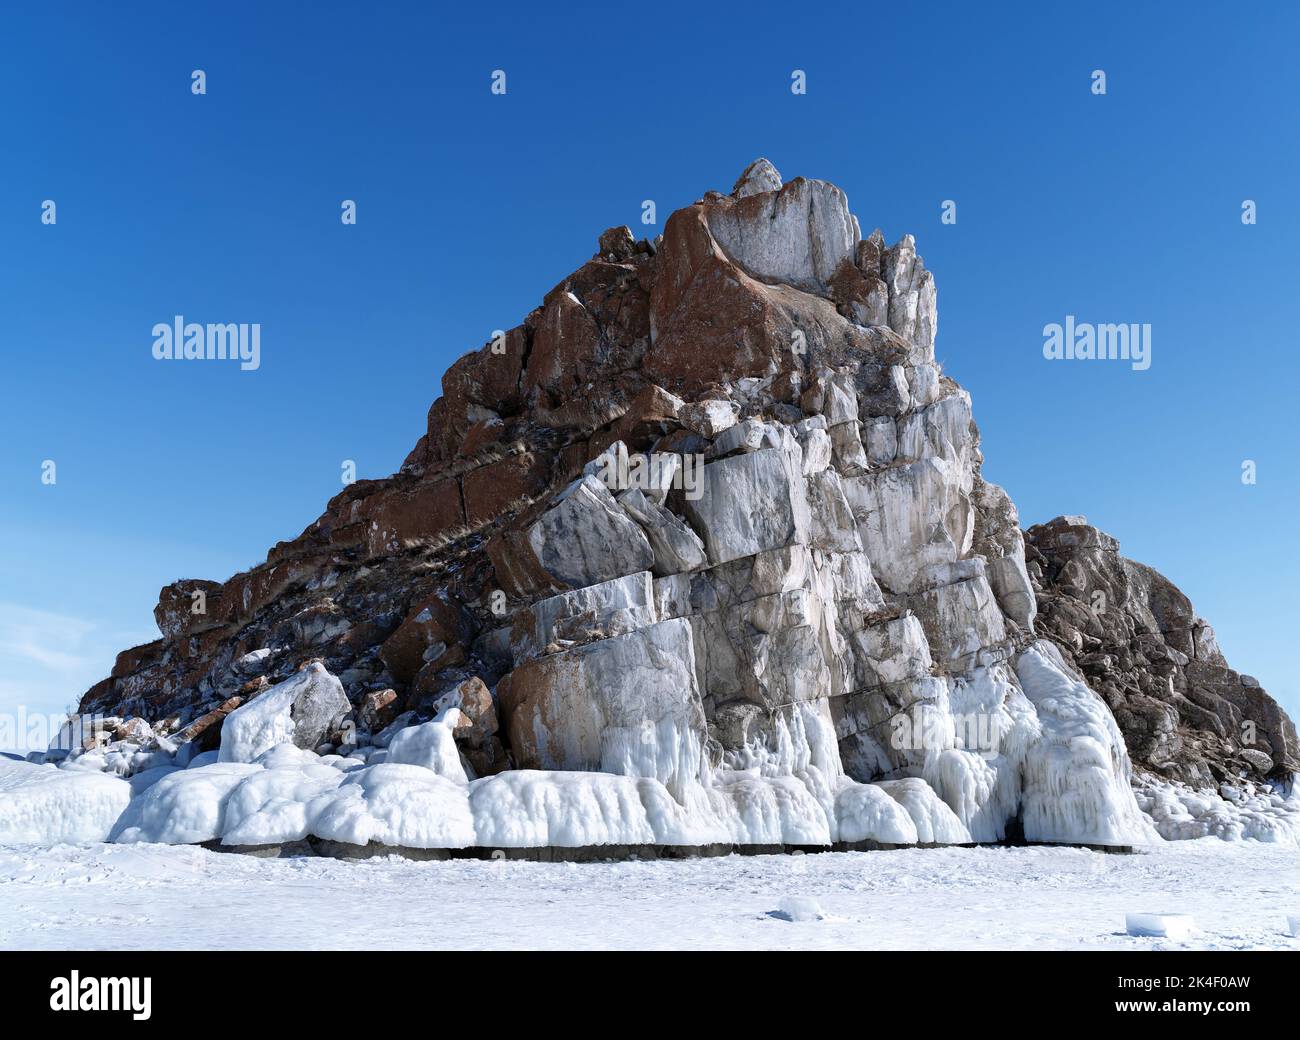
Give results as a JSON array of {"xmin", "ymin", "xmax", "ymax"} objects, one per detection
[{"xmin": 0, "ymin": 838, "xmax": 1295, "ymax": 950}]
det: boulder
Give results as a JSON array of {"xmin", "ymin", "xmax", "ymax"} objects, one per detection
[
  {"xmin": 616, "ymin": 488, "xmax": 708, "ymax": 576},
  {"xmin": 218, "ymin": 663, "xmax": 351, "ymax": 763},
  {"xmin": 358, "ymin": 689, "xmax": 400, "ymax": 732},
  {"xmin": 526, "ymin": 476, "xmax": 655, "ymax": 588},
  {"xmin": 680, "ymin": 399, "xmax": 739, "ymax": 438}
]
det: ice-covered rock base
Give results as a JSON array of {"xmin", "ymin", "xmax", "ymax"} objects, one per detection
[{"xmin": 1134, "ymin": 771, "xmax": 1300, "ymax": 844}]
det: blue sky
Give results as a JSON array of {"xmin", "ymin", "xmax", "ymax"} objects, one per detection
[{"xmin": 2, "ymin": 1, "xmax": 1297, "ymax": 747}]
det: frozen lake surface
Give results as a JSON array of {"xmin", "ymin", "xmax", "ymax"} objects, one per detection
[{"xmin": 1, "ymin": 837, "xmax": 1296, "ymax": 950}]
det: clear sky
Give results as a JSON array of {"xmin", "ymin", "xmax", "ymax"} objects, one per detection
[{"xmin": 2, "ymin": 1, "xmax": 1297, "ymax": 749}]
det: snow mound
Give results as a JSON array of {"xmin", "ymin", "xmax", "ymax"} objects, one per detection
[
  {"xmin": 218, "ymin": 682, "xmax": 298, "ymax": 764},
  {"xmin": 218, "ymin": 663, "xmax": 346, "ymax": 763},
  {"xmin": 310, "ymin": 764, "xmax": 476, "ymax": 848},
  {"xmin": 384, "ymin": 711, "xmax": 468, "ymax": 782},
  {"xmin": 84, "ymin": 737, "xmax": 986, "ymax": 852},
  {"xmin": 774, "ymin": 896, "xmax": 827, "ymax": 922},
  {"xmin": 707, "ymin": 771, "xmax": 833, "ymax": 846},
  {"xmin": 221, "ymin": 760, "xmax": 347, "ymax": 845},
  {"xmin": 834, "ymin": 780, "xmax": 919, "ymax": 844},
  {"xmin": 0, "ymin": 759, "xmax": 131, "ymax": 844},
  {"xmin": 1134, "ymin": 772, "xmax": 1299, "ymax": 845},
  {"xmin": 470, "ymin": 770, "xmax": 657, "ymax": 848},
  {"xmin": 110, "ymin": 763, "xmax": 261, "ymax": 843}
]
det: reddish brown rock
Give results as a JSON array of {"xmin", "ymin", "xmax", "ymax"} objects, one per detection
[
  {"xmin": 409, "ymin": 645, "xmax": 469, "ymax": 704},
  {"xmin": 154, "ymin": 580, "xmax": 225, "ymax": 638},
  {"xmin": 111, "ymin": 640, "xmax": 165, "ymax": 680},
  {"xmin": 379, "ymin": 594, "xmax": 475, "ymax": 684},
  {"xmin": 523, "ymin": 287, "xmax": 603, "ymax": 405},
  {"xmin": 461, "ymin": 451, "xmax": 551, "ymax": 528},
  {"xmin": 433, "ymin": 324, "xmax": 531, "ymax": 458},
  {"xmin": 358, "ymin": 688, "xmax": 399, "ymax": 731},
  {"xmin": 173, "ymin": 696, "xmax": 244, "ymax": 753},
  {"xmin": 458, "ymin": 417, "xmax": 506, "ymax": 456},
  {"xmin": 358, "ymin": 478, "xmax": 465, "ymax": 557},
  {"xmin": 485, "ymin": 525, "xmax": 563, "ymax": 600}
]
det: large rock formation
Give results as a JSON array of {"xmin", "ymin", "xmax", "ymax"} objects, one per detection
[{"xmin": 41, "ymin": 158, "xmax": 1295, "ymax": 853}]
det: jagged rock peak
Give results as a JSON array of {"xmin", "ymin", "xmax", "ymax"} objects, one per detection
[{"xmin": 731, "ymin": 157, "xmax": 783, "ymax": 197}]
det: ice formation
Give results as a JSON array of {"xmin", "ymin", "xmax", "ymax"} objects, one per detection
[
  {"xmin": 1134, "ymin": 771, "xmax": 1300, "ymax": 844},
  {"xmin": 0, "ymin": 759, "xmax": 131, "ymax": 844}
]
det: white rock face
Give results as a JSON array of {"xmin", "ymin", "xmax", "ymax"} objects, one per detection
[
  {"xmin": 527, "ymin": 476, "xmax": 655, "ymax": 588},
  {"xmin": 883, "ymin": 233, "xmax": 938, "ymax": 357},
  {"xmin": 498, "ymin": 618, "xmax": 708, "ymax": 796},
  {"xmin": 707, "ymin": 177, "xmax": 860, "ymax": 294},
  {"xmin": 731, "ymin": 157, "xmax": 784, "ymax": 198},
  {"xmin": 906, "ymin": 572, "xmax": 1006, "ymax": 667},
  {"xmin": 684, "ymin": 447, "xmax": 812, "ymax": 565},
  {"xmin": 617, "ymin": 489, "xmax": 708, "ymax": 576},
  {"xmin": 807, "ymin": 470, "xmax": 863, "ymax": 553},
  {"xmin": 851, "ymin": 614, "xmax": 931, "ymax": 688},
  {"xmin": 845, "ymin": 458, "xmax": 973, "ymax": 593},
  {"xmin": 511, "ymin": 571, "xmax": 658, "ymax": 660}
]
